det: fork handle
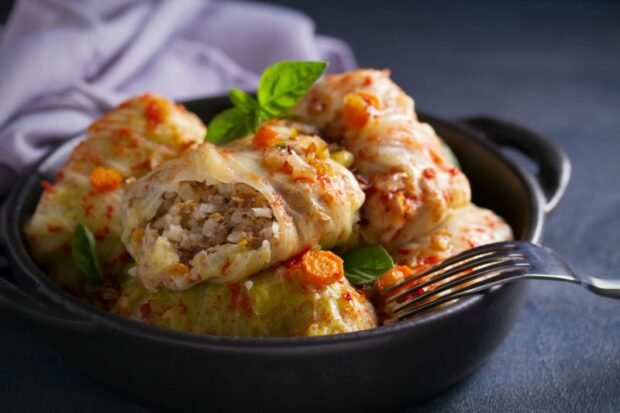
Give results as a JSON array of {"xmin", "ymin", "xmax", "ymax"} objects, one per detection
[
  {"xmin": 522, "ymin": 273, "xmax": 620, "ymax": 299},
  {"xmin": 582, "ymin": 276, "xmax": 620, "ymax": 299}
]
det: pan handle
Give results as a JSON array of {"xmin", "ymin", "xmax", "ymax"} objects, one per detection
[
  {"xmin": 0, "ymin": 204, "xmax": 95, "ymax": 332},
  {"xmin": 460, "ymin": 116, "xmax": 571, "ymax": 215}
]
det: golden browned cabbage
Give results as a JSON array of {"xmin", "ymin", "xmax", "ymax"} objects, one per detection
[
  {"xmin": 392, "ymin": 204, "xmax": 513, "ymax": 268},
  {"xmin": 295, "ymin": 69, "xmax": 471, "ymax": 248},
  {"xmin": 121, "ymin": 120, "xmax": 365, "ymax": 291},
  {"xmin": 24, "ymin": 69, "xmax": 516, "ymax": 336},
  {"xmin": 24, "ymin": 94, "xmax": 205, "ymax": 303},
  {"xmin": 377, "ymin": 204, "xmax": 513, "ymax": 293}
]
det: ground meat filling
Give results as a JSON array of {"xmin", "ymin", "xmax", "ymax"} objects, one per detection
[{"xmin": 150, "ymin": 181, "xmax": 278, "ymax": 263}]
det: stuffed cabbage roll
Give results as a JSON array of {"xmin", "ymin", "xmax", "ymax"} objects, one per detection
[
  {"xmin": 295, "ymin": 70, "xmax": 471, "ymax": 247},
  {"xmin": 25, "ymin": 94, "xmax": 205, "ymax": 303},
  {"xmin": 113, "ymin": 250, "xmax": 377, "ymax": 337},
  {"xmin": 122, "ymin": 120, "xmax": 365, "ymax": 291},
  {"xmin": 377, "ymin": 204, "xmax": 513, "ymax": 291}
]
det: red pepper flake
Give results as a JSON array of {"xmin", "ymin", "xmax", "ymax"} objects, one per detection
[
  {"xmin": 422, "ymin": 167, "xmax": 436, "ymax": 179},
  {"xmin": 130, "ymin": 158, "xmax": 153, "ymax": 173},
  {"xmin": 40, "ymin": 180, "xmax": 55, "ymax": 192},
  {"xmin": 420, "ymin": 255, "xmax": 439, "ymax": 267},
  {"xmin": 286, "ymin": 257, "xmax": 300, "ymax": 269},
  {"xmin": 145, "ymin": 100, "xmax": 163, "ymax": 130},
  {"xmin": 278, "ymin": 161, "xmax": 294, "ymax": 175},
  {"xmin": 105, "ymin": 205, "xmax": 114, "ymax": 220},
  {"xmin": 222, "ymin": 257, "xmax": 232, "ymax": 273},
  {"xmin": 117, "ymin": 250, "xmax": 131, "ymax": 262},
  {"xmin": 343, "ymin": 292, "xmax": 352, "ymax": 301},
  {"xmin": 55, "ymin": 170, "xmax": 65, "ymax": 181},
  {"xmin": 116, "ymin": 127, "xmax": 132, "ymax": 139},
  {"xmin": 95, "ymin": 227, "xmax": 110, "ymax": 241},
  {"xmin": 285, "ymin": 248, "xmax": 311, "ymax": 270},
  {"xmin": 396, "ymin": 286, "xmax": 428, "ymax": 304},
  {"xmin": 442, "ymin": 189, "xmax": 452, "ymax": 203},
  {"xmin": 317, "ymin": 174, "xmax": 331, "ymax": 187},
  {"xmin": 139, "ymin": 300, "xmax": 153, "ymax": 318},
  {"xmin": 83, "ymin": 202, "xmax": 94, "ymax": 217},
  {"xmin": 294, "ymin": 176, "xmax": 315, "ymax": 184},
  {"xmin": 47, "ymin": 224, "xmax": 62, "ymax": 233},
  {"xmin": 448, "ymin": 167, "xmax": 460, "ymax": 176},
  {"xmin": 228, "ymin": 283, "xmax": 253, "ymax": 314},
  {"xmin": 467, "ymin": 239, "xmax": 477, "ymax": 248}
]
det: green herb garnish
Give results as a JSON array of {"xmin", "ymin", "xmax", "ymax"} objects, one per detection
[
  {"xmin": 72, "ymin": 223, "xmax": 103, "ymax": 284},
  {"xmin": 206, "ymin": 61, "xmax": 327, "ymax": 144},
  {"xmin": 341, "ymin": 245, "xmax": 394, "ymax": 285}
]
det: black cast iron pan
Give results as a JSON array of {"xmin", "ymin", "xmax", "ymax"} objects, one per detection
[{"xmin": 0, "ymin": 96, "xmax": 570, "ymax": 413}]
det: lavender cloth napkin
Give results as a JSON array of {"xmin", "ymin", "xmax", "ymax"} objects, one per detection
[{"xmin": 0, "ymin": 0, "xmax": 356, "ymax": 196}]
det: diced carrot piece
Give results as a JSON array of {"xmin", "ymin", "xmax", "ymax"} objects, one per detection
[
  {"xmin": 301, "ymin": 250, "xmax": 344, "ymax": 286},
  {"xmin": 89, "ymin": 167, "xmax": 122, "ymax": 192},
  {"xmin": 377, "ymin": 265, "xmax": 414, "ymax": 290},
  {"xmin": 343, "ymin": 93, "xmax": 371, "ymax": 129},
  {"xmin": 253, "ymin": 126, "xmax": 279, "ymax": 149}
]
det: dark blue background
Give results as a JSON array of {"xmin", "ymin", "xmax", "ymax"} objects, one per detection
[{"xmin": 2, "ymin": 1, "xmax": 620, "ymax": 412}]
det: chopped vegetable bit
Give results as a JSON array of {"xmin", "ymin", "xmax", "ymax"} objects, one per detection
[
  {"xmin": 343, "ymin": 92, "xmax": 372, "ymax": 129},
  {"xmin": 330, "ymin": 149, "xmax": 354, "ymax": 168},
  {"xmin": 377, "ymin": 265, "xmax": 414, "ymax": 290},
  {"xmin": 89, "ymin": 167, "xmax": 122, "ymax": 192},
  {"xmin": 301, "ymin": 250, "xmax": 344, "ymax": 286},
  {"xmin": 253, "ymin": 126, "xmax": 279, "ymax": 149}
]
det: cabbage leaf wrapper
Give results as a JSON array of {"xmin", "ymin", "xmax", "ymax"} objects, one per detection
[
  {"xmin": 113, "ymin": 259, "xmax": 377, "ymax": 337},
  {"xmin": 295, "ymin": 70, "xmax": 471, "ymax": 248},
  {"xmin": 392, "ymin": 204, "xmax": 513, "ymax": 269},
  {"xmin": 122, "ymin": 121, "xmax": 365, "ymax": 291},
  {"xmin": 24, "ymin": 94, "xmax": 205, "ymax": 305}
]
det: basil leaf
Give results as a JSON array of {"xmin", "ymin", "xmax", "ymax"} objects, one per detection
[
  {"xmin": 258, "ymin": 61, "xmax": 327, "ymax": 117},
  {"xmin": 206, "ymin": 107, "xmax": 257, "ymax": 144},
  {"xmin": 228, "ymin": 88, "xmax": 258, "ymax": 114},
  {"xmin": 72, "ymin": 223, "xmax": 102, "ymax": 284},
  {"xmin": 205, "ymin": 60, "xmax": 327, "ymax": 145},
  {"xmin": 341, "ymin": 245, "xmax": 394, "ymax": 285}
]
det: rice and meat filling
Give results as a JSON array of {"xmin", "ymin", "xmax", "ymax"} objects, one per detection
[{"xmin": 150, "ymin": 181, "xmax": 278, "ymax": 264}]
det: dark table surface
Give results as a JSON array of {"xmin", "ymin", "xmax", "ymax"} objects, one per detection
[{"xmin": 2, "ymin": 1, "xmax": 619, "ymax": 412}]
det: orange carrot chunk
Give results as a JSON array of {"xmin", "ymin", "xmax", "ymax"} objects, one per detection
[
  {"xmin": 301, "ymin": 250, "xmax": 344, "ymax": 286},
  {"xmin": 89, "ymin": 167, "xmax": 122, "ymax": 192},
  {"xmin": 343, "ymin": 91, "xmax": 379, "ymax": 129},
  {"xmin": 376, "ymin": 265, "xmax": 414, "ymax": 291},
  {"xmin": 253, "ymin": 126, "xmax": 279, "ymax": 149}
]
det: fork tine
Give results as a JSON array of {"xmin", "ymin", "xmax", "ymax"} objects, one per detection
[
  {"xmin": 380, "ymin": 241, "xmax": 521, "ymax": 297},
  {"xmin": 383, "ymin": 250, "xmax": 526, "ymax": 304},
  {"xmin": 390, "ymin": 269, "xmax": 527, "ymax": 321},
  {"xmin": 388, "ymin": 259, "xmax": 531, "ymax": 314}
]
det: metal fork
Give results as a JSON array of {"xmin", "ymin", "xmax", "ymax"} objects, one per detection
[{"xmin": 379, "ymin": 241, "xmax": 620, "ymax": 323}]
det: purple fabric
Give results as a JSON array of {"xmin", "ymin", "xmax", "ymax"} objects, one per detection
[{"xmin": 0, "ymin": 0, "xmax": 356, "ymax": 195}]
